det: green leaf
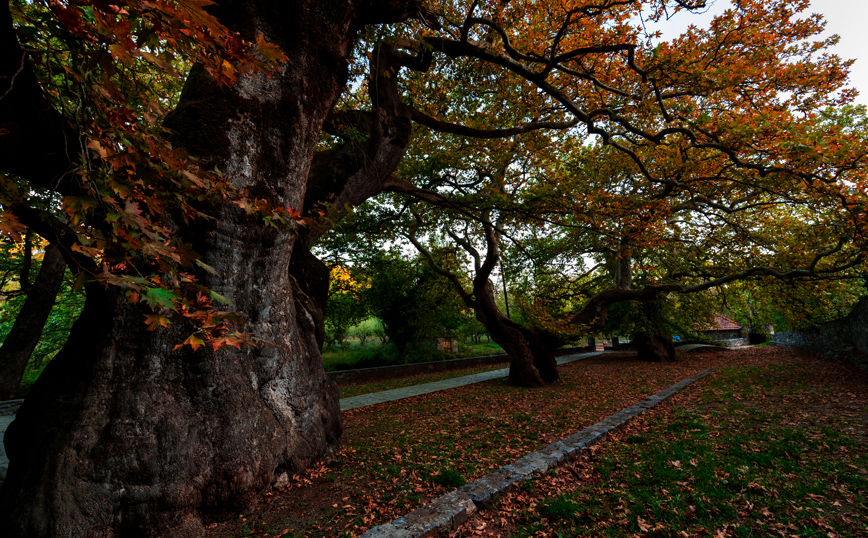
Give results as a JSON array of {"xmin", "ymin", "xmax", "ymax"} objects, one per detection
[
  {"xmin": 143, "ymin": 287, "xmax": 180, "ymax": 311},
  {"xmin": 195, "ymin": 259, "xmax": 219, "ymax": 275},
  {"xmin": 209, "ymin": 290, "xmax": 234, "ymax": 306}
]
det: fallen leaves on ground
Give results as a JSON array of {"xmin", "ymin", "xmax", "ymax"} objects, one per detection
[
  {"xmin": 205, "ymin": 346, "xmax": 868, "ymax": 538},
  {"xmin": 448, "ymin": 350, "xmax": 868, "ymax": 538}
]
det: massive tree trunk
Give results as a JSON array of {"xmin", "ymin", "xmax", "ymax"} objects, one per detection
[
  {"xmin": 0, "ymin": 243, "xmax": 66, "ymax": 400},
  {"xmin": 0, "ymin": 1, "xmax": 421, "ymax": 536}
]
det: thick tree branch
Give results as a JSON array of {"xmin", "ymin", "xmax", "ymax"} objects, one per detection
[
  {"xmin": 6, "ymin": 203, "xmax": 93, "ymax": 274},
  {"xmin": 566, "ymin": 243, "xmax": 864, "ymax": 333},
  {"xmin": 445, "ymin": 225, "xmax": 481, "ymax": 271},
  {"xmin": 406, "ymin": 105, "xmax": 579, "ymax": 138},
  {"xmin": 303, "ymin": 40, "xmax": 419, "ymax": 247},
  {"xmin": 405, "ymin": 213, "xmax": 474, "ymax": 306},
  {"xmin": 476, "ymin": 220, "xmax": 500, "ymax": 285}
]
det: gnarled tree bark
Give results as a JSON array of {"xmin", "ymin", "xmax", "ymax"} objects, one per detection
[{"xmin": 0, "ymin": 1, "xmax": 423, "ymax": 536}]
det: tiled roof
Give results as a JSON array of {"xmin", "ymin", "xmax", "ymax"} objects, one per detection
[{"xmin": 698, "ymin": 314, "xmax": 741, "ymax": 331}]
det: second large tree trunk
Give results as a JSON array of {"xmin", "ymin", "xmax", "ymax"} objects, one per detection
[
  {"xmin": 472, "ymin": 280, "xmax": 557, "ymax": 387},
  {"xmin": 633, "ymin": 331, "xmax": 676, "ymax": 362}
]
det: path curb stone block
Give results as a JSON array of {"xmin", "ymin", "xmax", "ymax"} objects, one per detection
[
  {"xmin": 359, "ymin": 368, "xmax": 712, "ymax": 537},
  {"xmin": 359, "ymin": 490, "xmax": 476, "ymax": 538},
  {"xmin": 0, "ymin": 399, "xmax": 24, "ymax": 416}
]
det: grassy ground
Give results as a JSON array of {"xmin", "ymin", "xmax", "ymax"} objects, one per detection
[
  {"xmin": 322, "ymin": 339, "xmax": 504, "ymax": 372},
  {"xmin": 205, "ymin": 347, "xmax": 868, "ymax": 538},
  {"xmin": 453, "ymin": 360, "xmax": 868, "ymax": 537}
]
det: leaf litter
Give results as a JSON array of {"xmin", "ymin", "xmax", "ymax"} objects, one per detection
[{"xmin": 205, "ymin": 346, "xmax": 868, "ymax": 538}]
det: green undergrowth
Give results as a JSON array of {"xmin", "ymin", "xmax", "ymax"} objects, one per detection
[
  {"xmin": 322, "ymin": 340, "xmax": 504, "ymax": 372},
  {"xmin": 511, "ymin": 364, "xmax": 868, "ymax": 537},
  {"xmin": 337, "ymin": 363, "xmax": 507, "ymax": 398}
]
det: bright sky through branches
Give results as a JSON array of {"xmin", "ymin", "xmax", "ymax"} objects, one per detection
[{"xmin": 645, "ymin": 0, "xmax": 868, "ymax": 106}]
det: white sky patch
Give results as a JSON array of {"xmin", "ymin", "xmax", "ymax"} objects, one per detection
[{"xmin": 642, "ymin": 0, "xmax": 868, "ymax": 106}]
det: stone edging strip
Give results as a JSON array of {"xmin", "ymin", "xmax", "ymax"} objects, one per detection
[
  {"xmin": 340, "ymin": 352, "xmax": 603, "ymax": 412},
  {"xmin": 358, "ymin": 368, "xmax": 714, "ymax": 538}
]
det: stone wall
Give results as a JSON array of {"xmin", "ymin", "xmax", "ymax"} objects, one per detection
[
  {"xmin": 327, "ymin": 346, "xmax": 588, "ymax": 385},
  {"xmin": 775, "ymin": 297, "xmax": 868, "ymax": 356},
  {"xmin": 327, "ymin": 353, "xmax": 509, "ymax": 385},
  {"xmin": 706, "ymin": 330, "xmax": 743, "ymax": 341}
]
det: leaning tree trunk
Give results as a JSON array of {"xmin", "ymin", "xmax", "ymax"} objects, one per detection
[
  {"xmin": 525, "ymin": 328, "xmax": 561, "ymax": 383},
  {"xmin": 471, "ymin": 280, "xmax": 548, "ymax": 387},
  {"xmin": 633, "ymin": 331, "xmax": 676, "ymax": 362},
  {"xmin": 0, "ymin": 243, "xmax": 66, "ymax": 400},
  {"xmin": 0, "ymin": 1, "xmax": 418, "ymax": 536}
]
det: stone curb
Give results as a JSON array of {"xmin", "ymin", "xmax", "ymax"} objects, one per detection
[{"xmin": 359, "ymin": 368, "xmax": 714, "ymax": 538}]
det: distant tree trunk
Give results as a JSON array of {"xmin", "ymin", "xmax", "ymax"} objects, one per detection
[
  {"xmin": 631, "ymin": 297, "xmax": 676, "ymax": 362},
  {"xmin": 633, "ymin": 331, "xmax": 676, "ymax": 362},
  {"xmin": 472, "ymin": 279, "xmax": 557, "ymax": 386},
  {"xmin": 0, "ymin": 243, "xmax": 66, "ymax": 400},
  {"xmin": 0, "ymin": 1, "xmax": 425, "ymax": 536},
  {"xmin": 407, "ymin": 218, "xmax": 563, "ymax": 386},
  {"xmin": 526, "ymin": 328, "xmax": 560, "ymax": 382}
]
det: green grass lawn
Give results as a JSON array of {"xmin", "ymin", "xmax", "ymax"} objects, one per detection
[
  {"xmin": 486, "ymin": 363, "xmax": 868, "ymax": 538},
  {"xmin": 322, "ymin": 339, "xmax": 503, "ymax": 372}
]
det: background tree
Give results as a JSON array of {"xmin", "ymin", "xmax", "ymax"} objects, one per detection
[
  {"xmin": 0, "ymin": 243, "xmax": 68, "ymax": 398},
  {"xmin": 319, "ymin": 240, "xmax": 472, "ymax": 363},
  {"xmin": 715, "ymin": 276, "xmax": 867, "ymax": 334},
  {"xmin": 0, "ymin": 183, "xmax": 85, "ymax": 398},
  {"xmin": 323, "ymin": 265, "xmax": 367, "ymax": 348}
]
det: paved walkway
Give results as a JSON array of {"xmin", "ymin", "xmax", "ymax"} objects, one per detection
[
  {"xmin": 340, "ymin": 352, "xmax": 603, "ymax": 411},
  {"xmin": 677, "ymin": 343, "xmax": 718, "ymax": 352},
  {"xmin": 0, "ymin": 399, "xmax": 23, "ymax": 484}
]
